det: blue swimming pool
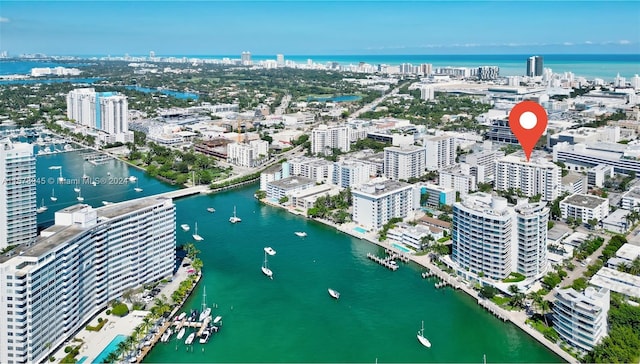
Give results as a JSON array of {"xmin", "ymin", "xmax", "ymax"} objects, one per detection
[
  {"xmin": 76, "ymin": 357, "xmax": 88, "ymax": 364},
  {"xmin": 353, "ymin": 227, "xmax": 367, "ymax": 234},
  {"xmin": 392, "ymin": 243, "xmax": 412, "ymax": 253},
  {"xmin": 93, "ymin": 334, "xmax": 127, "ymax": 363}
]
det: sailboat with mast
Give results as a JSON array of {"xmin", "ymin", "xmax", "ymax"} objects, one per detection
[
  {"xmin": 76, "ymin": 188, "xmax": 84, "ymax": 202},
  {"xmin": 134, "ymin": 180, "xmax": 143, "ymax": 192},
  {"xmin": 50, "ymin": 188, "xmax": 57, "ymax": 202},
  {"xmin": 229, "ymin": 206, "xmax": 241, "ymax": 223},
  {"xmin": 36, "ymin": 198, "xmax": 48, "ymax": 213},
  {"xmin": 199, "ymin": 287, "xmax": 211, "ymax": 322},
  {"xmin": 261, "ymin": 248, "xmax": 273, "ymax": 279},
  {"xmin": 192, "ymin": 222, "xmax": 204, "ymax": 241},
  {"xmin": 417, "ymin": 320, "xmax": 431, "ymax": 348}
]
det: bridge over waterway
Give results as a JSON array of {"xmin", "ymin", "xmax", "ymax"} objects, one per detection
[{"xmin": 157, "ymin": 185, "xmax": 211, "ymax": 200}]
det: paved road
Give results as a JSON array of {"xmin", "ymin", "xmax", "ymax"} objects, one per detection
[
  {"xmin": 350, "ymin": 86, "xmax": 401, "ymax": 118},
  {"xmin": 544, "ymin": 234, "xmax": 609, "ymax": 301}
]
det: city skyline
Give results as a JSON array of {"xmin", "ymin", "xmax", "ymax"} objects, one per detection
[{"xmin": 1, "ymin": 1, "xmax": 639, "ymax": 56}]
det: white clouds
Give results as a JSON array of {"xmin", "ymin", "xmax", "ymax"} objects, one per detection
[
  {"xmin": 618, "ymin": 40, "xmax": 631, "ymax": 45},
  {"xmin": 0, "ymin": 17, "xmax": 9, "ymax": 23},
  {"xmin": 563, "ymin": 42, "xmax": 574, "ymax": 46}
]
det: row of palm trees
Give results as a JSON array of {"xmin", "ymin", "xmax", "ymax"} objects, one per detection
[{"xmin": 102, "ymin": 244, "xmax": 203, "ymax": 363}]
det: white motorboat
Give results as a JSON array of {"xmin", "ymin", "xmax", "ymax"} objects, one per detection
[
  {"xmin": 294, "ymin": 231, "xmax": 307, "ymax": 237},
  {"xmin": 74, "ymin": 183, "xmax": 81, "ymax": 193},
  {"xmin": 76, "ymin": 189, "xmax": 84, "ymax": 202},
  {"xmin": 328, "ymin": 288, "xmax": 340, "ymax": 299},
  {"xmin": 180, "ymin": 224, "xmax": 190, "ymax": 231},
  {"xmin": 184, "ymin": 332, "xmax": 195, "ymax": 345},
  {"xmin": 160, "ymin": 328, "xmax": 172, "ymax": 342},
  {"xmin": 199, "ymin": 307, "xmax": 211, "ymax": 322},
  {"xmin": 192, "ymin": 222, "xmax": 204, "ymax": 241},
  {"xmin": 229, "ymin": 206, "xmax": 241, "ymax": 223},
  {"xmin": 134, "ymin": 180, "xmax": 143, "ymax": 192},
  {"xmin": 102, "ymin": 201, "xmax": 113, "ymax": 206},
  {"xmin": 262, "ymin": 250, "xmax": 273, "ymax": 279},
  {"xmin": 36, "ymin": 199, "xmax": 48, "ymax": 213},
  {"xmin": 264, "ymin": 247, "xmax": 276, "ymax": 256},
  {"xmin": 417, "ymin": 320, "xmax": 431, "ymax": 348},
  {"xmin": 177, "ymin": 312, "xmax": 187, "ymax": 321},
  {"xmin": 207, "ymin": 207, "xmax": 215, "ymax": 213},
  {"xmin": 213, "ymin": 316, "xmax": 222, "ymax": 325},
  {"xmin": 199, "ymin": 329, "xmax": 211, "ymax": 344},
  {"xmin": 50, "ymin": 188, "xmax": 57, "ymax": 202},
  {"xmin": 176, "ymin": 327, "xmax": 186, "ymax": 340},
  {"xmin": 128, "ymin": 176, "xmax": 137, "ymax": 182}
]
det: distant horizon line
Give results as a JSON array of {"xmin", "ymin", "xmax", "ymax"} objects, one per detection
[{"xmin": 7, "ymin": 53, "xmax": 640, "ymax": 58}]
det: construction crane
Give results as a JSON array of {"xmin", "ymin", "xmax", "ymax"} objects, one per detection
[{"xmin": 236, "ymin": 115, "xmax": 243, "ymax": 143}]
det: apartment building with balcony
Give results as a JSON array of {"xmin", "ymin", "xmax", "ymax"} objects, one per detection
[
  {"xmin": 0, "ymin": 196, "xmax": 175, "ymax": 364},
  {"xmin": 383, "ymin": 145, "xmax": 426, "ymax": 181},
  {"xmin": 495, "ymin": 154, "xmax": 562, "ymax": 201},
  {"xmin": 560, "ymin": 193, "xmax": 609, "ymax": 223},
  {"xmin": 451, "ymin": 193, "xmax": 549, "ymax": 281},
  {"xmin": 352, "ymin": 180, "xmax": 413, "ymax": 231},
  {"xmin": 0, "ymin": 139, "xmax": 36, "ymax": 249},
  {"xmin": 553, "ymin": 287, "xmax": 610, "ymax": 352}
]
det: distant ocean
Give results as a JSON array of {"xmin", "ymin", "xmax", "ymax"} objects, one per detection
[{"xmin": 1, "ymin": 54, "xmax": 639, "ymax": 81}]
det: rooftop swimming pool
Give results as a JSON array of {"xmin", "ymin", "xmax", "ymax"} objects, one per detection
[
  {"xmin": 353, "ymin": 227, "xmax": 367, "ymax": 234},
  {"xmin": 93, "ymin": 334, "xmax": 127, "ymax": 363},
  {"xmin": 76, "ymin": 357, "xmax": 87, "ymax": 364},
  {"xmin": 391, "ymin": 243, "xmax": 412, "ymax": 253}
]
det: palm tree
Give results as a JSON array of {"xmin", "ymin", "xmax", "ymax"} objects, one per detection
[
  {"xmin": 116, "ymin": 340, "xmax": 128, "ymax": 361},
  {"xmin": 539, "ymin": 299, "xmax": 551, "ymax": 326},
  {"xmin": 105, "ymin": 352, "xmax": 119, "ymax": 363}
]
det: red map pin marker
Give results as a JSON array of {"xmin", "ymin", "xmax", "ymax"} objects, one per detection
[{"xmin": 508, "ymin": 100, "xmax": 548, "ymax": 162}]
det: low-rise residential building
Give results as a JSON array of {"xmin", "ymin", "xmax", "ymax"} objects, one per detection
[
  {"xmin": 560, "ymin": 193, "xmax": 609, "ymax": 223},
  {"xmin": 589, "ymin": 267, "xmax": 640, "ymax": 298},
  {"xmin": 417, "ymin": 184, "xmax": 456, "ymax": 208},
  {"xmin": 621, "ymin": 187, "xmax": 640, "ymax": 211},
  {"xmin": 260, "ymin": 164, "xmax": 284, "ymax": 191},
  {"xmin": 418, "ymin": 215, "xmax": 452, "ymax": 235},
  {"xmin": 352, "ymin": 180, "xmax": 413, "ymax": 231},
  {"xmin": 553, "ymin": 287, "xmax": 610, "ymax": 352},
  {"xmin": 562, "ymin": 172, "xmax": 588, "ymax": 195},
  {"xmin": 606, "ymin": 243, "xmax": 640, "ymax": 269},
  {"xmin": 290, "ymin": 184, "xmax": 341, "ymax": 211},
  {"xmin": 266, "ymin": 176, "xmax": 315, "ymax": 202},
  {"xmin": 387, "ymin": 223, "xmax": 441, "ymax": 251},
  {"xmin": 601, "ymin": 209, "xmax": 630, "ymax": 233}
]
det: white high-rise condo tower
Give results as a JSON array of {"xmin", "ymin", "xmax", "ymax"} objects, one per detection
[{"xmin": 0, "ymin": 139, "xmax": 36, "ymax": 249}]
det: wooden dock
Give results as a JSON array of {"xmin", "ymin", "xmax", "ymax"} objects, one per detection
[{"xmin": 366, "ymin": 253, "xmax": 399, "ymax": 271}]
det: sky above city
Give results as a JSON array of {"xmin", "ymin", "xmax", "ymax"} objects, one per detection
[{"xmin": 1, "ymin": 1, "xmax": 639, "ymax": 56}]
